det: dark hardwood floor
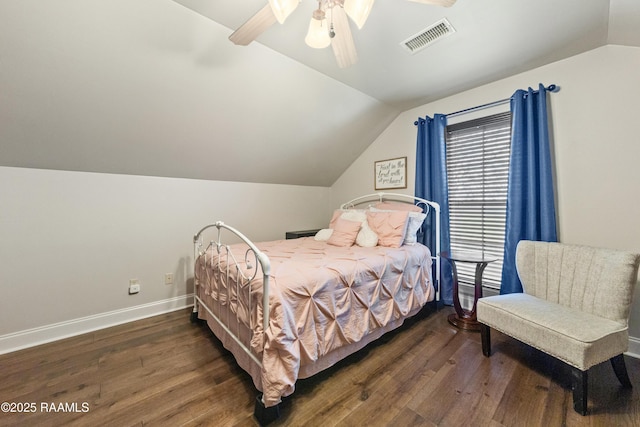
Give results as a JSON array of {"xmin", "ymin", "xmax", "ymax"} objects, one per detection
[{"xmin": 1, "ymin": 306, "xmax": 639, "ymax": 426}]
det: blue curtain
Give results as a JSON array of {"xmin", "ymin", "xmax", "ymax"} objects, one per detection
[
  {"xmin": 415, "ymin": 114, "xmax": 454, "ymax": 305},
  {"xmin": 500, "ymin": 84, "xmax": 558, "ymax": 294}
]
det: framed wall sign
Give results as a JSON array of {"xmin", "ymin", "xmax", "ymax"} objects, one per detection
[{"xmin": 374, "ymin": 157, "xmax": 407, "ymax": 190}]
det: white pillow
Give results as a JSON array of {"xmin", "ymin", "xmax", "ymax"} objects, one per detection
[
  {"xmin": 314, "ymin": 228, "xmax": 333, "ymax": 241},
  {"xmin": 338, "ymin": 209, "xmax": 367, "ymax": 224},
  {"xmin": 404, "ymin": 212, "xmax": 427, "ymax": 245},
  {"xmin": 356, "ymin": 221, "xmax": 379, "ymax": 247}
]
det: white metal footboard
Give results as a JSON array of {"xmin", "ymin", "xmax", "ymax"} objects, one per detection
[{"xmin": 192, "ymin": 221, "xmax": 271, "ymax": 366}]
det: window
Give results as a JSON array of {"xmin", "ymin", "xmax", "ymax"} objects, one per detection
[{"xmin": 445, "ymin": 112, "xmax": 511, "ymax": 290}]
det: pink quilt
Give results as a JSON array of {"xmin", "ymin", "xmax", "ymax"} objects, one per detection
[{"xmin": 195, "ymin": 237, "xmax": 434, "ymax": 407}]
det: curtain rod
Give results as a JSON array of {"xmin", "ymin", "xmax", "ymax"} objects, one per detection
[{"xmin": 445, "ymin": 84, "xmax": 557, "ymax": 119}]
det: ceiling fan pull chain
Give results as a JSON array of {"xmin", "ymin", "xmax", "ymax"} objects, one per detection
[{"xmin": 329, "ymin": 5, "xmax": 336, "ymax": 38}]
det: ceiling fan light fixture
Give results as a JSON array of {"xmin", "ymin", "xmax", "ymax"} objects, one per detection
[
  {"xmin": 268, "ymin": 0, "xmax": 299, "ymax": 24},
  {"xmin": 343, "ymin": 0, "xmax": 375, "ymax": 29},
  {"xmin": 305, "ymin": 9, "xmax": 331, "ymax": 49},
  {"xmin": 229, "ymin": 0, "xmax": 456, "ymax": 67}
]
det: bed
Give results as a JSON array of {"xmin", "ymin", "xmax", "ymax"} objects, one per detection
[{"xmin": 191, "ymin": 193, "xmax": 440, "ymax": 424}]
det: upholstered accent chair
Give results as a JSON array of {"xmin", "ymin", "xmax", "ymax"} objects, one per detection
[{"xmin": 477, "ymin": 240, "xmax": 640, "ymax": 415}]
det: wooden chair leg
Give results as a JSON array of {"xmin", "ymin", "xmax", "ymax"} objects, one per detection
[
  {"xmin": 611, "ymin": 354, "xmax": 633, "ymax": 388},
  {"xmin": 480, "ymin": 323, "xmax": 491, "ymax": 357},
  {"xmin": 571, "ymin": 367, "xmax": 588, "ymax": 416}
]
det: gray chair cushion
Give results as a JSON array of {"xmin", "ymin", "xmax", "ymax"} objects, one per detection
[{"xmin": 477, "ymin": 293, "xmax": 628, "ymax": 370}]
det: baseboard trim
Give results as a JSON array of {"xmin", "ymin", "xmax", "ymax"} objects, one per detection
[
  {"xmin": 4, "ymin": 291, "xmax": 639, "ymax": 360},
  {"xmin": 0, "ymin": 294, "xmax": 194, "ymax": 355},
  {"xmin": 626, "ymin": 336, "xmax": 640, "ymax": 359}
]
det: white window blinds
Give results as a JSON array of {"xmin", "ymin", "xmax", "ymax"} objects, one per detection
[{"xmin": 445, "ymin": 112, "xmax": 511, "ymax": 290}]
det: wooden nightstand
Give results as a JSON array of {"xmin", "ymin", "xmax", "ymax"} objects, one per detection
[
  {"xmin": 285, "ymin": 229, "xmax": 321, "ymax": 239},
  {"xmin": 440, "ymin": 251, "xmax": 498, "ymax": 332}
]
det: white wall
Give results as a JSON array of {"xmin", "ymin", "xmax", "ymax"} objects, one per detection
[
  {"xmin": 331, "ymin": 44, "xmax": 640, "ymax": 352},
  {"xmin": 0, "ymin": 166, "xmax": 331, "ymax": 352}
]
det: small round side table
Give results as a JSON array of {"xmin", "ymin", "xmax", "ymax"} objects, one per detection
[{"xmin": 440, "ymin": 251, "xmax": 498, "ymax": 332}]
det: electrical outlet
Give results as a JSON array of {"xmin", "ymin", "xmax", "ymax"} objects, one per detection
[
  {"xmin": 129, "ymin": 279, "xmax": 140, "ymax": 294},
  {"xmin": 164, "ymin": 273, "xmax": 174, "ymax": 285}
]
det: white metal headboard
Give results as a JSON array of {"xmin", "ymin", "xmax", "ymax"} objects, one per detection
[{"xmin": 340, "ymin": 192, "xmax": 441, "ymax": 301}]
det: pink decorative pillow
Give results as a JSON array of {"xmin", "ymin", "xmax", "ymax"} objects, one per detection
[
  {"xmin": 366, "ymin": 210, "xmax": 410, "ymax": 248},
  {"xmin": 373, "ymin": 201, "xmax": 423, "ymax": 212},
  {"xmin": 327, "ymin": 209, "xmax": 378, "ymax": 247},
  {"xmin": 328, "ymin": 209, "xmax": 343, "ymax": 228},
  {"xmin": 327, "ymin": 218, "xmax": 362, "ymax": 247}
]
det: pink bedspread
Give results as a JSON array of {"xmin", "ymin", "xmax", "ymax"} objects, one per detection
[{"xmin": 195, "ymin": 237, "xmax": 434, "ymax": 407}]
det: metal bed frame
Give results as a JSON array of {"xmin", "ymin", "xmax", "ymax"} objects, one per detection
[{"xmin": 191, "ymin": 192, "xmax": 440, "ymax": 424}]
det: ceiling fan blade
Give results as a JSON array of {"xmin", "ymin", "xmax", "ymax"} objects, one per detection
[
  {"xmin": 407, "ymin": 0, "xmax": 457, "ymax": 7},
  {"xmin": 331, "ymin": 7, "xmax": 358, "ymax": 68},
  {"xmin": 229, "ymin": 4, "xmax": 277, "ymax": 46}
]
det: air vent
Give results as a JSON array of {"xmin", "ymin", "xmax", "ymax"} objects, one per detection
[{"xmin": 401, "ymin": 18, "xmax": 455, "ymax": 54}]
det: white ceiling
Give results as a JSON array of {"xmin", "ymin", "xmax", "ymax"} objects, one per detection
[
  {"xmin": 175, "ymin": 0, "xmax": 640, "ymax": 110},
  {"xmin": 1, "ymin": 0, "xmax": 638, "ymax": 187}
]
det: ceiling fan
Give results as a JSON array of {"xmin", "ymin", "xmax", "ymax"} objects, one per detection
[{"xmin": 229, "ymin": 0, "xmax": 457, "ymax": 68}]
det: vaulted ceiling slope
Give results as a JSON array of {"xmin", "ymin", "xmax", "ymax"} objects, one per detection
[{"xmin": 1, "ymin": 0, "xmax": 638, "ymax": 186}]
